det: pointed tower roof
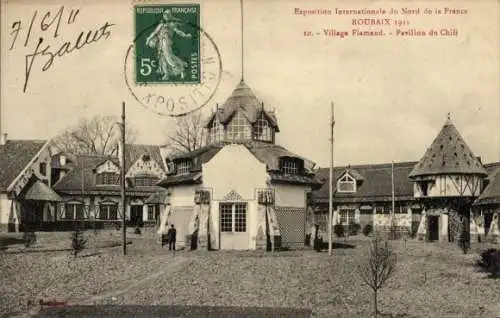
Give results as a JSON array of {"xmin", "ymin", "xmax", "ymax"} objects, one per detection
[
  {"xmin": 204, "ymin": 80, "xmax": 279, "ymax": 130},
  {"xmin": 409, "ymin": 114, "xmax": 487, "ymax": 178}
]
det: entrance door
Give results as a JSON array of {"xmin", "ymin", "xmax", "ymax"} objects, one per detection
[
  {"xmin": 428, "ymin": 215, "xmax": 439, "ymax": 241},
  {"xmin": 219, "ymin": 202, "xmax": 248, "ymax": 250},
  {"xmin": 130, "ymin": 205, "xmax": 143, "ymax": 227}
]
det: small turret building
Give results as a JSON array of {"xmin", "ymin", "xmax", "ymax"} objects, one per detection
[{"xmin": 409, "ymin": 115, "xmax": 488, "ymax": 243}]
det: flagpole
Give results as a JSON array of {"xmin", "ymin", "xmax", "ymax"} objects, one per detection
[
  {"xmin": 121, "ymin": 102, "xmax": 127, "ymax": 255},
  {"xmin": 328, "ymin": 102, "xmax": 335, "ymax": 256},
  {"xmin": 391, "ymin": 160, "xmax": 395, "ymax": 236}
]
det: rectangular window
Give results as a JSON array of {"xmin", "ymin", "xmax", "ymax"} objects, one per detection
[
  {"xmin": 39, "ymin": 162, "xmax": 47, "ymax": 176},
  {"xmin": 99, "ymin": 204, "xmax": 118, "ymax": 220},
  {"xmin": 234, "ymin": 203, "xmax": 247, "ymax": 232},
  {"xmin": 176, "ymin": 160, "xmax": 192, "ymax": 175},
  {"xmin": 134, "ymin": 176, "xmax": 159, "ymax": 187},
  {"xmin": 220, "ymin": 203, "xmax": 247, "ymax": 232},
  {"xmin": 339, "ymin": 209, "xmax": 355, "ymax": 225},
  {"xmin": 147, "ymin": 205, "xmax": 155, "ymax": 220},
  {"xmin": 220, "ymin": 204, "xmax": 233, "ymax": 232},
  {"xmin": 281, "ymin": 159, "xmax": 299, "ymax": 174},
  {"xmin": 97, "ymin": 172, "xmax": 119, "ymax": 185}
]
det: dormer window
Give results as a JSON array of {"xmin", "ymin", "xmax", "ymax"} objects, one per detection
[
  {"xmin": 96, "ymin": 172, "xmax": 119, "ymax": 185},
  {"xmin": 280, "ymin": 158, "xmax": 301, "ymax": 175},
  {"xmin": 253, "ymin": 115, "xmax": 273, "ymax": 142},
  {"xmin": 337, "ymin": 173, "xmax": 356, "ymax": 193},
  {"xmin": 210, "ymin": 117, "xmax": 225, "ymax": 143},
  {"xmin": 227, "ymin": 111, "xmax": 251, "ymax": 140},
  {"xmin": 176, "ymin": 160, "xmax": 192, "ymax": 175}
]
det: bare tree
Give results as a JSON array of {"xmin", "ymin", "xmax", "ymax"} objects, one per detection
[
  {"xmin": 357, "ymin": 236, "xmax": 397, "ymax": 317},
  {"xmin": 164, "ymin": 111, "xmax": 208, "ymax": 153},
  {"xmin": 53, "ymin": 115, "xmax": 137, "ymax": 155}
]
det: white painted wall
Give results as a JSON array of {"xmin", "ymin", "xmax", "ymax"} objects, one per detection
[
  {"xmin": 203, "ymin": 144, "xmax": 268, "ymax": 200},
  {"xmin": 169, "ymin": 185, "xmax": 197, "ymax": 206},
  {"xmin": 414, "ymin": 175, "xmax": 483, "ymax": 198},
  {"xmin": 203, "ymin": 144, "xmax": 268, "ymax": 250},
  {"xmin": 272, "ymin": 184, "xmax": 309, "ymax": 208},
  {"xmin": 0, "ymin": 194, "xmax": 9, "ymax": 224}
]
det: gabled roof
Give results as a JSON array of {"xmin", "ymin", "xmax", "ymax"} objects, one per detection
[
  {"xmin": 312, "ymin": 161, "xmax": 418, "ymax": 203},
  {"xmin": 204, "ymin": 80, "xmax": 279, "ymax": 131},
  {"xmin": 124, "ymin": 144, "xmax": 165, "ymax": 172},
  {"xmin": 0, "ymin": 139, "xmax": 48, "ymax": 192},
  {"xmin": 409, "ymin": 117, "xmax": 487, "ymax": 178},
  {"xmin": 474, "ymin": 162, "xmax": 500, "ymax": 206},
  {"xmin": 339, "ymin": 168, "xmax": 365, "ymax": 182},
  {"xmin": 53, "ymin": 154, "xmax": 163, "ymax": 195}
]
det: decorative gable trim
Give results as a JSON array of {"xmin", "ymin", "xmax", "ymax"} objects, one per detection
[
  {"xmin": 222, "ymin": 189, "xmax": 244, "ymax": 202},
  {"xmin": 94, "ymin": 159, "xmax": 120, "ymax": 173},
  {"xmin": 337, "ymin": 172, "xmax": 357, "ymax": 193},
  {"xmin": 7, "ymin": 140, "xmax": 50, "ymax": 192}
]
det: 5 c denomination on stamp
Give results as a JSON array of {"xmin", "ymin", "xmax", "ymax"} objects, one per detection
[{"xmin": 124, "ymin": 4, "xmax": 222, "ymax": 117}]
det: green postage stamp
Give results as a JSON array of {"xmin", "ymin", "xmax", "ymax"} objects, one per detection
[{"xmin": 135, "ymin": 4, "xmax": 201, "ymax": 84}]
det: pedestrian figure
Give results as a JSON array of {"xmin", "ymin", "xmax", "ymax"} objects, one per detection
[{"xmin": 167, "ymin": 224, "xmax": 177, "ymax": 251}]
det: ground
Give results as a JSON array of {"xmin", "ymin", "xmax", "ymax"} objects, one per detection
[{"xmin": 0, "ymin": 229, "xmax": 499, "ymax": 318}]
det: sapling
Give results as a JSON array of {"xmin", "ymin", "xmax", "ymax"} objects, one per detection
[{"xmin": 357, "ymin": 236, "xmax": 397, "ymax": 317}]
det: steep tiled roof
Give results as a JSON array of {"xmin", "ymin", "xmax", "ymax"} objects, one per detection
[
  {"xmin": 312, "ymin": 162, "xmax": 417, "ymax": 203},
  {"xmin": 0, "ymin": 140, "xmax": 47, "ymax": 192},
  {"xmin": 409, "ymin": 117, "xmax": 487, "ymax": 178},
  {"xmin": 204, "ymin": 80, "xmax": 279, "ymax": 130},
  {"xmin": 474, "ymin": 162, "xmax": 500, "ymax": 206}
]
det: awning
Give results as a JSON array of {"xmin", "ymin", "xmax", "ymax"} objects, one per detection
[
  {"xmin": 22, "ymin": 180, "xmax": 63, "ymax": 202},
  {"xmin": 145, "ymin": 191, "xmax": 168, "ymax": 205}
]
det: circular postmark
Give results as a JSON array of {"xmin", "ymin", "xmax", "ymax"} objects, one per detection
[{"xmin": 124, "ymin": 6, "xmax": 222, "ymax": 117}]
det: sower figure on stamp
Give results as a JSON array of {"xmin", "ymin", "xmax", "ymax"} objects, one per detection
[
  {"xmin": 145, "ymin": 9, "xmax": 191, "ymax": 80},
  {"xmin": 166, "ymin": 224, "xmax": 177, "ymax": 251}
]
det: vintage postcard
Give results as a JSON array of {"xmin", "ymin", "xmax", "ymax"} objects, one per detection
[{"xmin": 0, "ymin": 0, "xmax": 499, "ymax": 317}]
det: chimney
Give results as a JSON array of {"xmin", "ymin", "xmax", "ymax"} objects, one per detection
[{"xmin": 0, "ymin": 133, "xmax": 7, "ymax": 145}]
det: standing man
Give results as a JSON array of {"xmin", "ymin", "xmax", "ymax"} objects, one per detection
[{"xmin": 167, "ymin": 224, "xmax": 177, "ymax": 251}]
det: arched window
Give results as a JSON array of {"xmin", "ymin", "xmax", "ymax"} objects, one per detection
[
  {"xmin": 227, "ymin": 111, "xmax": 251, "ymax": 140},
  {"xmin": 210, "ymin": 117, "xmax": 225, "ymax": 143},
  {"xmin": 253, "ymin": 115, "xmax": 273, "ymax": 142}
]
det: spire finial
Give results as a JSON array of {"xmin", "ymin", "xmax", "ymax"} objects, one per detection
[
  {"xmin": 445, "ymin": 112, "xmax": 452, "ymax": 125},
  {"xmin": 240, "ymin": 0, "xmax": 244, "ymax": 82}
]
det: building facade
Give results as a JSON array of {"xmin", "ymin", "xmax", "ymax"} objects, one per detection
[
  {"xmin": 0, "ymin": 135, "xmax": 62, "ymax": 232},
  {"xmin": 157, "ymin": 80, "xmax": 322, "ymax": 250},
  {"xmin": 50, "ymin": 144, "xmax": 168, "ymax": 230},
  {"xmin": 311, "ymin": 162, "xmax": 420, "ymax": 238}
]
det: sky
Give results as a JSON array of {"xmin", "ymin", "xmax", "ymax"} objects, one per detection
[{"xmin": 1, "ymin": 0, "xmax": 499, "ymax": 168}]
